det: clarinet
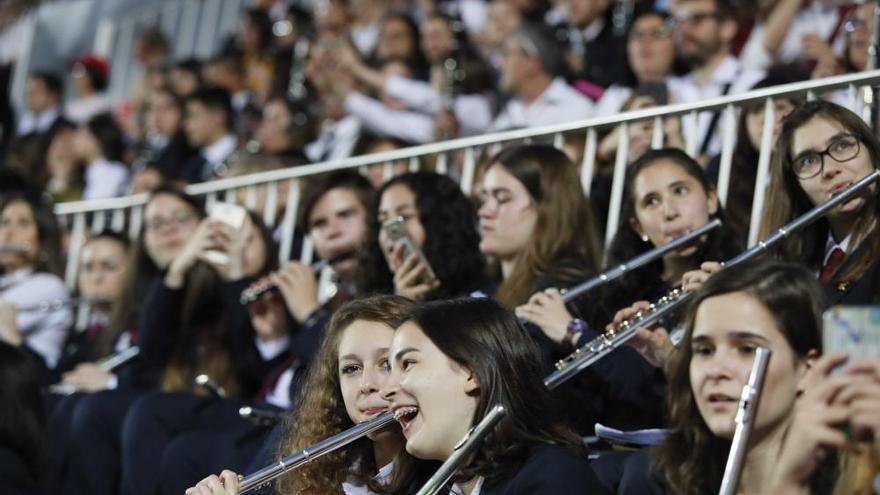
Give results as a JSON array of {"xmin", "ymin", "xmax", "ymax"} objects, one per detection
[
  {"xmin": 718, "ymin": 347, "xmax": 772, "ymax": 495},
  {"xmin": 545, "ymin": 170, "xmax": 880, "ymax": 389},
  {"xmin": 561, "ymin": 219, "xmax": 721, "ymax": 302},
  {"xmin": 414, "ymin": 405, "xmax": 507, "ymax": 495},
  {"xmin": 237, "ymin": 411, "xmax": 396, "ymax": 494}
]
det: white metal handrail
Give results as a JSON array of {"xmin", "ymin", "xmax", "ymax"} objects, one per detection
[{"xmin": 53, "ymin": 71, "xmax": 880, "ymax": 286}]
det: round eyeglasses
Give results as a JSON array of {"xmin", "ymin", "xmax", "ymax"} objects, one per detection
[{"xmin": 791, "ymin": 134, "xmax": 861, "ymax": 179}]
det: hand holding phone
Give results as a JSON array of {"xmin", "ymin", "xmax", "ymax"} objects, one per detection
[
  {"xmin": 203, "ymin": 203, "xmax": 247, "ymax": 266},
  {"xmin": 381, "ymin": 217, "xmax": 438, "ymax": 299}
]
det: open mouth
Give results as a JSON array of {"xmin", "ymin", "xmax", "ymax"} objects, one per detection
[
  {"xmin": 707, "ymin": 393, "xmax": 737, "ymax": 405},
  {"xmin": 393, "ymin": 406, "xmax": 420, "ymax": 432},
  {"xmin": 665, "ymin": 228, "xmax": 691, "ymax": 239},
  {"xmin": 362, "ymin": 407, "xmax": 386, "ymax": 418},
  {"xmin": 829, "ymin": 183, "xmax": 853, "ymax": 196}
]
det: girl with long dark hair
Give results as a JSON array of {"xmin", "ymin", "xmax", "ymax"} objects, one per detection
[
  {"xmin": 359, "ymin": 172, "xmax": 488, "ymax": 301},
  {"xmin": 614, "ymin": 260, "xmax": 837, "ymax": 494},
  {"xmin": 383, "ymin": 297, "xmax": 609, "ymax": 494},
  {"xmin": 517, "ymin": 148, "xmax": 740, "ymax": 354},
  {"xmin": 759, "ymin": 100, "xmax": 880, "ymax": 305},
  {"xmin": 0, "ymin": 193, "xmax": 71, "ymax": 372}
]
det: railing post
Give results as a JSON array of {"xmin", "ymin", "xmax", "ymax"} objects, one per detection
[
  {"xmin": 747, "ymin": 97, "xmax": 776, "ymax": 247},
  {"xmin": 716, "ymin": 104, "xmax": 737, "ymax": 206},
  {"xmin": 65, "ymin": 213, "xmax": 87, "ymax": 289},
  {"xmin": 279, "ymin": 179, "xmax": 301, "ymax": 264},
  {"xmin": 581, "ymin": 128, "xmax": 597, "ymax": 199},
  {"xmin": 605, "ymin": 122, "xmax": 630, "ymax": 246}
]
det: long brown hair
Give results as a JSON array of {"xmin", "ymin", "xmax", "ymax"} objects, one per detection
[
  {"xmin": 654, "ymin": 259, "xmax": 826, "ymax": 494},
  {"xmin": 759, "ymin": 100, "xmax": 880, "ymax": 284},
  {"xmin": 161, "ymin": 209, "xmax": 277, "ymax": 396},
  {"xmin": 489, "ymin": 145, "xmax": 601, "ymax": 307},
  {"xmin": 276, "ymin": 295, "xmax": 428, "ymax": 495},
  {"xmin": 99, "ymin": 187, "xmax": 203, "ymax": 359}
]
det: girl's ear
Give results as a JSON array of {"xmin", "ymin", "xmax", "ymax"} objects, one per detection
[
  {"xmin": 629, "ymin": 216, "xmax": 645, "ymax": 239},
  {"xmin": 796, "ymin": 348, "xmax": 820, "ymax": 396},
  {"xmin": 464, "ymin": 367, "xmax": 480, "ymax": 395},
  {"xmin": 707, "ymin": 188, "xmax": 718, "ymax": 216}
]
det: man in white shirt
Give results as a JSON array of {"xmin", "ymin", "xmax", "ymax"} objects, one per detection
[
  {"xmin": 17, "ymin": 72, "xmax": 65, "ymax": 136},
  {"xmin": 667, "ymin": 0, "xmax": 765, "ymax": 156},
  {"xmin": 181, "ymin": 87, "xmax": 238, "ymax": 183},
  {"xmin": 490, "ymin": 23, "xmax": 595, "ymax": 132}
]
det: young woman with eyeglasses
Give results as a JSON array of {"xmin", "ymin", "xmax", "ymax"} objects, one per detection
[
  {"xmin": 758, "ymin": 100, "xmax": 880, "ymax": 305},
  {"xmin": 51, "ymin": 186, "xmax": 205, "ymax": 495}
]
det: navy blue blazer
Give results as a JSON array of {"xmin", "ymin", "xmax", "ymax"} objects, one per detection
[{"xmin": 481, "ymin": 442, "xmax": 611, "ymax": 495}]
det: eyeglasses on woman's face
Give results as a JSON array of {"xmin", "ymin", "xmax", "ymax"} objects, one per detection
[{"xmin": 791, "ymin": 134, "xmax": 861, "ymax": 179}]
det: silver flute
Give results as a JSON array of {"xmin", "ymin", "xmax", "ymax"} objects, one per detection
[
  {"xmin": 239, "ymin": 251, "xmax": 354, "ymax": 305},
  {"xmin": 0, "ymin": 244, "xmax": 30, "ymax": 254},
  {"xmin": 718, "ymin": 347, "xmax": 771, "ymax": 495},
  {"xmin": 545, "ymin": 169, "xmax": 880, "ymax": 389},
  {"xmin": 16, "ymin": 296, "xmax": 113, "ymax": 313},
  {"xmin": 49, "ymin": 346, "xmax": 141, "ymax": 395},
  {"xmin": 195, "ymin": 374, "xmax": 228, "ymax": 399},
  {"xmin": 237, "ymin": 411, "xmax": 396, "ymax": 494},
  {"xmin": 561, "ymin": 219, "xmax": 722, "ymax": 302},
  {"xmin": 415, "ymin": 405, "xmax": 507, "ymax": 495}
]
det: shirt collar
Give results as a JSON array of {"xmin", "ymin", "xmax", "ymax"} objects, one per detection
[
  {"xmin": 823, "ymin": 231, "xmax": 853, "ymax": 267},
  {"xmin": 581, "ymin": 18, "xmax": 605, "ymax": 42},
  {"xmin": 708, "ymin": 56, "xmax": 741, "ymax": 86},
  {"xmin": 202, "ymin": 134, "xmax": 237, "ymax": 166}
]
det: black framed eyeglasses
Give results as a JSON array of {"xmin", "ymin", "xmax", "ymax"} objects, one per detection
[{"xmin": 791, "ymin": 134, "xmax": 861, "ymax": 179}]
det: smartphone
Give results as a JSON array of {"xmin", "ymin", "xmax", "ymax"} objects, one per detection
[
  {"xmin": 204, "ymin": 202, "xmax": 247, "ymax": 265},
  {"xmin": 381, "ymin": 216, "xmax": 436, "ymax": 283},
  {"xmin": 636, "ymin": 82, "xmax": 669, "ymax": 106},
  {"xmin": 823, "ymin": 306, "xmax": 880, "ymax": 368}
]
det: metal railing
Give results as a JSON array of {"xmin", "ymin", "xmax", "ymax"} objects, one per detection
[{"xmin": 53, "ymin": 71, "xmax": 880, "ymax": 287}]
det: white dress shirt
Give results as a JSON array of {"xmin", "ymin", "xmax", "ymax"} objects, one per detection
[
  {"xmin": 489, "ymin": 78, "xmax": 595, "ymax": 132},
  {"xmin": 740, "ymin": 2, "xmax": 846, "ymax": 71},
  {"xmin": 382, "ymin": 75, "xmax": 494, "ymax": 136},
  {"xmin": 65, "ymin": 94, "xmax": 114, "ymax": 124},
  {"xmin": 17, "ymin": 106, "xmax": 61, "ymax": 135},
  {"xmin": 345, "ymin": 92, "xmax": 436, "ymax": 144},
  {"xmin": 667, "ymin": 56, "xmax": 765, "ymax": 155},
  {"xmin": 305, "ymin": 116, "xmax": 362, "ymax": 162},
  {"xmin": 201, "ymin": 134, "xmax": 238, "ymax": 179},
  {"xmin": 593, "ymin": 85, "xmax": 635, "ymax": 117},
  {"xmin": 83, "ymin": 158, "xmax": 130, "ymax": 199},
  {"xmin": 0, "ymin": 268, "xmax": 72, "ymax": 369}
]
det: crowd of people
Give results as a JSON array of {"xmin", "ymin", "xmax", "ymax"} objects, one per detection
[
  {"xmin": 1, "ymin": 0, "xmax": 878, "ymax": 202},
  {"xmin": 1, "ymin": 0, "xmax": 880, "ymax": 494}
]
